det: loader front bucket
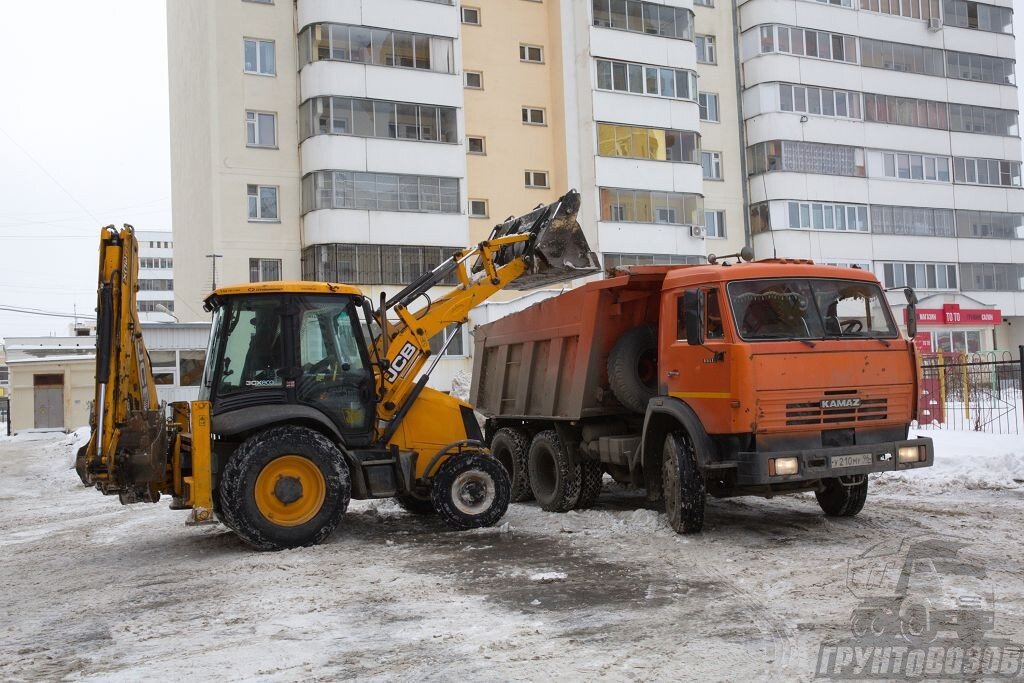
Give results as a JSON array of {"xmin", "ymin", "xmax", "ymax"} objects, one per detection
[{"xmin": 482, "ymin": 190, "xmax": 600, "ymax": 290}]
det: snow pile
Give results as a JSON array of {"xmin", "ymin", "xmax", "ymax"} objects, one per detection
[
  {"xmin": 875, "ymin": 429, "xmax": 1024, "ymax": 492},
  {"xmin": 449, "ymin": 369, "xmax": 472, "ymax": 402},
  {"xmin": 46, "ymin": 426, "xmax": 91, "ymax": 471}
]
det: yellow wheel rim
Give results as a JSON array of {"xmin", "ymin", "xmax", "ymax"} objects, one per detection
[{"xmin": 253, "ymin": 455, "xmax": 326, "ymax": 527}]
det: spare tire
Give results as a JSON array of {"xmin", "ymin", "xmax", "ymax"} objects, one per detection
[{"xmin": 607, "ymin": 325, "xmax": 658, "ymax": 413}]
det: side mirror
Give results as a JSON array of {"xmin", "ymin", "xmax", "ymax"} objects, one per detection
[
  {"xmin": 739, "ymin": 246, "xmax": 754, "ymax": 262},
  {"xmin": 904, "ymin": 287, "xmax": 918, "ymax": 339},
  {"xmin": 683, "ymin": 289, "xmax": 706, "ymax": 346}
]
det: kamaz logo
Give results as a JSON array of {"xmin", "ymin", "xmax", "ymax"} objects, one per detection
[{"xmin": 821, "ymin": 398, "xmax": 861, "ymax": 409}]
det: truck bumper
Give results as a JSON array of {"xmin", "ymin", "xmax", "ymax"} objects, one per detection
[{"xmin": 732, "ymin": 436, "xmax": 934, "ymax": 486}]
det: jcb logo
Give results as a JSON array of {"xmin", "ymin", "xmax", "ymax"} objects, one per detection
[{"xmin": 385, "ymin": 343, "xmax": 418, "ymax": 384}]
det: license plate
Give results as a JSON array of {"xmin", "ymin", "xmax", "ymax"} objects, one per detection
[{"xmin": 832, "ymin": 453, "xmax": 873, "ymax": 469}]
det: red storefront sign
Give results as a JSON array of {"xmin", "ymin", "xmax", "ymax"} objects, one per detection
[
  {"xmin": 913, "ymin": 332, "xmax": 933, "ymax": 353},
  {"xmin": 904, "ymin": 304, "xmax": 1002, "ymax": 326}
]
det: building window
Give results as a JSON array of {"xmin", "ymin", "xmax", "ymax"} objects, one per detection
[
  {"xmin": 598, "ymin": 124, "xmax": 701, "ymax": 163},
  {"xmin": 519, "ymin": 44, "xmax": 544, "ymax": 63},
  {"xmin": 591, "ymin": 0, "xmax": 695, "ymax": 40},
  {"xmin": 605, "ymin": 253, "xmax": 704, "ymax": 269},
  {"xmin": 302, "ymin": 171, "xmax": 460, "ymax": 214},
  {"xmin": 302, "ymin": 244, "xmax": 460, "ymax": 285},
  {"xmin": 248, "ymin": 184, "xmax": 279, "ymax": 221},
  {"xmin": 464, "ymin": 71, "xmax": 483, "ymax": 89},
  {"xmin": 947, "ymin": 103, "xmax": 1018, "ymax": 136},
  {"xmin": 757, "ymin": 25, "xmax": 858, "ymax": 64},
  {"xmin": 953, "ymin": 158, "xmax": 1022, "ymax": 187},
  {"xmin": 704, "ymin": 210, "xmax": 725, "ymax": 238},
  {"xmin": 749, "ymin": 202, "xmax": 771, "ymax": 234},
  {"xmin": 243, "ymin": 38, "xmax": 275, "ymax": 75},
  {"xmin": 244, "ymin": 0, "xmax": 274, "ymax": 3},
  {"xmin": 693, "ymin": 0, "xmax": 714, "ymax": 6},
  {"xmin": 955, "ymin": 210, "xmax": 1024, "ymax": 239},
  {"xmin": 249, "ymin": 258, "xmax": 283, "ymax": 282},
  {"xmin": 859, "ymin": 38, "xmax": 944, "ymax": 77},
  {"xmin": 246, "ymin": 111, "xmax": 277, "ymax": 147},
  {"xmin": 141, "ymin": 257, "xmax": 173, "ymax": 269},
  {"xmin": 701, "ymin": 151, "xmax": 722, "ymax": 179},
  {"xmin": 139, "ymin": 300, "xmax": 175, "ymax": 313},
  {"xmin": 595, "ymin": 59, "xmax": 698, "ymax": 101},
  {"xmin": 748, "ymin": 141, "xmax": 865, "ymax": 177},
  {"xmin": 467, "ymin": 136, "xmax": 486, "ymax": 154},
  {"xmin": 942, "ymin": 0, "xmax": 1013, "ymax": 33},
  {"xmin": 860, "ymin": 0, "xmax": 936, "ymax": 19},
  {"xmin": 522, "ymin": 107, "xmax": 546, "ymax": 125},
  {"xmin": 299, "ymin": 96, "xmax": 458, "ymax": 143},
  {"xmin": 599, "ymin": 188, "xmax": 703, "ymax": 226},
  {"xmin": 782, "ymin": 84, "xmax": 863, "ymax": 119},
  {"xmin": 469, "ymin": 199, "xmax": 489, "ymax": 217},
  {"xmin": 298, "ymin": 24, "xmax": 455, "ymax": 75},
  {"xmin": 871, "ymin": 206, "xmax": 954, "ymax": 236},
  {"xmin": 880, "ymin": 262, "xmax": 958, "ymax": 290},
  {"xmin": 880, "ymin": 152, "xmax": 951, "ymax": 182},
  {"xmin": 524, "ymin": 171, "xmax": 549, "ymax": 188},
  {"xmin": 696, "ymin": 35, "xmax": 716, "ymax": 64},
  {"xmin": 787, "ymin": 201, "xmax": 869, "ymax": 232},
  {"xmin": 461, "ymin": 6, "xmax": 481, "ymax": 24},
  {"xmin": 959, "ymin": 263, "xmax": 1024, "ymax": 292},
  {"xmin": 429, "ymin": 323, "xmax": 465, "ymax": 357},
  {"xmin": 946, "ymin": 51, "xmax": 1015, "ymax": 85},
  {"xmin": 138, "ymin": 279, "xmax": 174, "ymax": 291},
  {"xmin": 698, "ymin": 93, "xmax": 719, "ymax": 122},
  {"xmin": 864, "ymin": 94, "xmax": 945, "ymax": 129}
]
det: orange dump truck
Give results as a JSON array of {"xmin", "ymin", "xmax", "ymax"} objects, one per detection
[{"xmin": 470, "ymin": 259, "xmax": 934, "ymax": 533}]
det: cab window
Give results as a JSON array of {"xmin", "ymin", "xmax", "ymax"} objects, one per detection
[
  {"xmin": 217, "ymin": 297, "xmax": 284, "ymax": 394},
  {"xmin": 676, "ymin": 288, "xmax": 724, "ymax": 340}
]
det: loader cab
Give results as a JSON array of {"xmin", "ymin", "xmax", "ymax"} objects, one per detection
[{"xmin": 202, "ymin": 284, "xmax": 377, "ymax": 444}]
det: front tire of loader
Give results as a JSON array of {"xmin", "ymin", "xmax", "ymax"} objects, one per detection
[
  {"xmin": 219, "ymin": 426, "xmax": 351, "ymax": 551},
  {"xmin": 527, "ymin": 430, "xmax": 581, "ymax": 512},
  {"xmin": 815, "ymin": 476, "xmax": 868, "ymax": 517},
  {"xmin": 662, "ymin": 431, "xmax": 706, "ymax": 534},
  {"xmin": 490, "ymin": 427, "xmax": 533, "ymax": 502},
  {"xmin": 431, "ymin": 453, "xmax": 511, "ymax": 530}
]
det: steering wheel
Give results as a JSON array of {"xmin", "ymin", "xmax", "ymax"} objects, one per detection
[
  {"xmin": 306, "ymin": 357, "xmax": 335, "ymax": 375},
  {"xmin": 841, "ymin": 319, "xmax": 863, "ymax": 334}
]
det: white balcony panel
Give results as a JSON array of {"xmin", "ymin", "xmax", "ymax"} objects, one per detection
[
  {"xmin": 871, "ymin": 234, "xmax": 958, "ymax": 262},
  {"xmin": 865, "ymin": 179, "xmax": 953, "ymax": 208},
  {"xmin": 300, "ymin": 61, "xmax": 461, "ymax": 107},
  {"xmin": 957, "ymin": 238, "xmax": 1016, "ymax": 264},
  {"xmin": 303, "ymin": 209, "xmax": 468, "ymax": 248},
  {"xmin": 597, "ymin": 222, "xmax": 706, "ymax": 256},
  {"xmin": 592, "ymin": 92, "xmax": 700, "ymax": 131},
  {"xmin": 953, "ymin": 185, "xmax": 1024, "ymax": 212},
  {"xmin": 596, "ymin": 157, "xmax": 672, "ymax": 192},
  {"xmin": 949, "ymin": 133, "xmax": 1021, "ymax": 162},
  {"xmin": 589, "ymin": 27, "xmax": 697, "ymax": 71},
  {"xmin": 301, "ymin": 135, "xmax": 368, "ymax": 174},
  {"xmin": 300, "ymin": 136, "xmax": 464, "ymax": 177},
  {"xmin": 297, "ymin": 0, "xmax": 458, "ymax": 37},
  {"xmin": 864, "ymin": 126, "xmax": 951, "ymax": 157},
  {"xmin": 738, "ymin": 1, "xmax": 799, "ymax": 31},
  {"xmin": 942, "ymin": 27, "xmax": 1015, "ymax": 59}
]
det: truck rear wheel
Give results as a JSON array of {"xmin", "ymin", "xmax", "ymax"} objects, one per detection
[
  {"xmin": 527, "ymin": 430, "xmax": 581, "ymax": 512},
  {"xmin": 575, "ymin": 460, "xmax": 604, "ymax": 509},
  {"xmin": 490, "ymin": 427, "xmax": 533, "ymax": 502},
  {"xmin": 219, "ymin": 426, "xmax": 351, "ymax": 551},
  {"xmin": 662, "ymin": 431, "xmax": 706, "ymax": 534},
  {"xmin": 607, "ymin": 325, "xmax": 658, "ymax": 413},
  {"xmin": 431, "ymin": 453, "xmax": 511, "ymax": 530},
  {"xmin": 816, "ymin": 476, "xmax": 868, "ymax": 517}
]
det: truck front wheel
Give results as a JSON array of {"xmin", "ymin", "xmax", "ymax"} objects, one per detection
[
  {"xmin": 815, "ymin": 476, "xmax": 868, "ymax": 517},
  {"xmin": 662, "ymin": 431, "xmax": 706, "ymax": 534},
  {"xmin": 219, "ymin": 426, "xmax": 351, "ymax": 551},
  {"xmin": 527, "ymin": 430, "xmax": 581, "ymax": 512},
  {"xmin": 431, "ymin": 453, "xmax": 511, "ymax": 530}
]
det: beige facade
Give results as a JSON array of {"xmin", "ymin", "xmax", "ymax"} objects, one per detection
[{"xmin": 4, "ymin": 337, "xmax": 96, "ymax": 433}]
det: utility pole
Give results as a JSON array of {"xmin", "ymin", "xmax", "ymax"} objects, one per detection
[{"xmin": 206, "ymin": 253, "xmax": 223, "ymax": 290}]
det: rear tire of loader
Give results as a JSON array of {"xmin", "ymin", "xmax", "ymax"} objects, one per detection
[
  {"xmin": 574, "ymin": 460, "xmax": 604, "ymax": 509},
  {"xmin": 527, "ymin": 430, "xmax": 581, "ymax": 512},
  {"xmin": 662, "ymin": 431, "xmax": 706, "ymax": 534},
  {"xmin": 607, "ymin": 325, "xmax": 658, "ymax": 414},
  {"xmin": 815, "ymin": 476, "xmax": 868, "ymax": 517},
  {"xmin": 491, "ymin": 427, "xmax": 533, "ymax": 502},
  {"xmin": 219, "ymin": 426, "xmax": 351, "ymax": 551},
  {"xmin": 431, "ymin": 453, "xmax": 511, "ymax": 530}
]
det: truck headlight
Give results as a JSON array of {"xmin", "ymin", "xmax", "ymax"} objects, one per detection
[
  {"xmin": 898, "ymin": 446, "xmax": 924, "ymax": 463},
  {"xmin": 768, "ymin": 457, "xmax": 799, "ymax": 476}
]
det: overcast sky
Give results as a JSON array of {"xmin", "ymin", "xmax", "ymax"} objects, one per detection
[
  {"xmin": 0, "ymin": 1, "xmax": 170, "ymax": 338},
  {"xmin": 1, "ymin": 3, "xmax": 1023, "ymax": 339}
]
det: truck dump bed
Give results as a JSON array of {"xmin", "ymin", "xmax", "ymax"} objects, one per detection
[{"xmin": 470, "ymin": 267, "xmax": 680, "ymax": 420}]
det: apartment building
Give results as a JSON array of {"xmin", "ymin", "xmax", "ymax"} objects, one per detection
[
  {"xmin": 136, "ymin": 230, "xmax": 176, "ymax": 322},
  {"xmin": 738, "ymin": 0, "xmax": 1022, "ymax": 353}
]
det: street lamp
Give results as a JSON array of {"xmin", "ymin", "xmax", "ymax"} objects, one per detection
[{"xmin": 155, "ymin": 303, "xmax": 179, "ymax": 322}]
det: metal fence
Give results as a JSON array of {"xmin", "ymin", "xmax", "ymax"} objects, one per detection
[{"xmin": 916, "ymin": 347, "xmax": 1024, "ymax": 435}]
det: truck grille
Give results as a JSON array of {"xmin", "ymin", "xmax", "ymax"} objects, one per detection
[{"xmin": 784, "ymin": 398, "xmax": 888, "ymax": 426}]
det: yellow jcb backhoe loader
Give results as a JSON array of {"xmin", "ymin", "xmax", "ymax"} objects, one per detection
[{"xmin": 76, "ymin": 190, "xmax": 598, "ymax": 549}]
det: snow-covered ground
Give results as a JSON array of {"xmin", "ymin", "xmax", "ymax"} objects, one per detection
[{"xmin": 1, "ymin": 429, "xmax": 1022, "ymax": 681}]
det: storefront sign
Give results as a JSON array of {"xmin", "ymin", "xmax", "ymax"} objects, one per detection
[
  {"xmin": 913, "ymin": 332, "xmax": 933, "ymax": 353},
  {"xmin": 905, "ymin": 304, "xmax": 1002, "ymax": 326}
]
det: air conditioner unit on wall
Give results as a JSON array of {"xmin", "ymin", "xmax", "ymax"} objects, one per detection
[
  {"xmin": 691, "ymin": 225, "xmax": 706, "ymax": 238},
  {"xmin": 928, "ymin": 17, "xmax": 942, "ymax": 31}
]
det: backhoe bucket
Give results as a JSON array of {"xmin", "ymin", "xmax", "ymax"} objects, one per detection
[{"xmin": 483, "ymin": 190, "xmax": 600, "ymax": 290}]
